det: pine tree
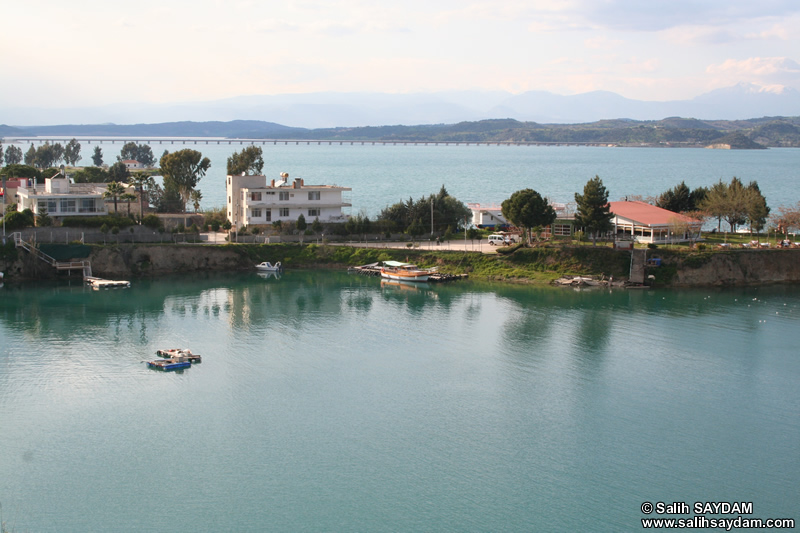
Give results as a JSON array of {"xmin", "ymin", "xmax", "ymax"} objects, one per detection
[{"xmin": 575, "ymin": 176, "xmax": 613, "ymax": 246}]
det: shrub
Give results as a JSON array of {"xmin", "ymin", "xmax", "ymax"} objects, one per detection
[
  {"xmin": 142, "ymin": 214, "xmax": 161, "ymax": 229},
  {"xmin": 62, "ymin": 215, "xmax": 134, "ymax": 229},
  {"xmin": 36, "ymin": 212, "xmax": 53, "ymax": 227},
  {"xmin": 2, "ymin": 210, "xmax": 35, "ymax": 230},
  {"xmin": 647, "ymin": 243, "xmax": 658, "ymax": 249}
]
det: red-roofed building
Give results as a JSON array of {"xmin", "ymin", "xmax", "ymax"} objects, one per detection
[{"xmin": 609, "ymin": 201, "xmax": 702, "ymax": 244}]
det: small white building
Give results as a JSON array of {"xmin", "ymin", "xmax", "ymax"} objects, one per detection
[
  {"xmin": 467, "ymin": 203, "xmax": 510, "ymax": 229},
  {"xmin": 16, "ymin": 172, "xmax": 109, "ymax": 218},
  {"xmin": 121, "ymin": 160, "xmax": 144, "ymax": 170},
  {"xmin": 227, "ymin": 173, "xmax": 351, "ymax": 229}
]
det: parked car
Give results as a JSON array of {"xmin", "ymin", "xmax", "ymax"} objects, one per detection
[{"xmin": 488, "ymin": 234, "xmax": 515, "ymax": 246}]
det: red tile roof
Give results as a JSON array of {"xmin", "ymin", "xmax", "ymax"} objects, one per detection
[{"xmin": 609, "ymin": 201, "xmax": 700, "ymax": 226}]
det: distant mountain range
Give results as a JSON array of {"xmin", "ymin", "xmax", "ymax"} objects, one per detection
[
  {"xmin": 2, "ymin": 83, "xmax": 800, "ymax": 129},
  {"xmin": 2, "ymin": 117, "xmax": 800, "ymax": 149}
]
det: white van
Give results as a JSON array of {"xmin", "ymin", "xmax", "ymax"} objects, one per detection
[{"xmin": 488, "ymin": 234, "xmax": 513, "ymax": 246}]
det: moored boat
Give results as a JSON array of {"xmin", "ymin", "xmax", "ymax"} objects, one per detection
[
  {"xmin": 256, "ymin": 261, "xmax": 282, "ymax": 272},
  {"xmin": 155, "ymin": 348, "xmax": 202, "ymax": 363},
  {"xmin": 147, "ymin": 359, "xmax": 192, "ymax": 371},
  {"xmin": 380, "ymin": 261, "xmax": 433, "ymax": 282}
]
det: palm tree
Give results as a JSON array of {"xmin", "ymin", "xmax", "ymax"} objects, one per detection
[
  {"xmin": 103, "ymin": 181, "xmax": 127, "ymax": 213},
  {"xmin": 190, "ymin": 189, "xmax": 203, "ymax": 213},
  {"xmin": 120, "ymin": 192, "xmax": 138, "ymax": 217},
  {"xmin": 130, "ymin": 172, "xmax": 152, "ymax": 219}
]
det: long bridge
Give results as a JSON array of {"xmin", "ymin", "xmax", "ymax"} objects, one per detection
[{"xmin": 4, "ymin": 137, "xmax": 617, "ymax": 148}]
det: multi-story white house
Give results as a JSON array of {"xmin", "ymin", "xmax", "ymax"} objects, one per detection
[
  {"xmin": 16, "ymin": 172, "xmax": 108, "ymax": 219},
  {"xmin": 227, "ymin": 173, "xmax": 351, "ymax": 229}
]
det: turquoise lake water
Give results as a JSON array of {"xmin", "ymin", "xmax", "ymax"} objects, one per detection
[
  {"xmin": 1, "ymin": 272, "xmax": 798, "ymax": 531},
  {"xmin": 7, "ymin": 140, "xmax": 800, "ymax": 218}
]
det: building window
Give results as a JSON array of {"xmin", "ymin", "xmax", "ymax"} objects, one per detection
[
  {"xmin": 279, "ymin": 208, "xmax": 289, "ymax": 217},
  {"xmin": 308, "ymin": 191, "xmax": 320, "ymax": 201},
  {"xmin": 553, "ymin": 224, "xmax": 572, "ymax": 236},
  {"xmin": 80, "ymin": 199, "xmax": 96, "ymax": 213},
  {"xmin": 60, "ymin": 199, "xmax": 76, "ymax": 213},
  {"xmin": 279, "ymin": 191, "xmax": 289, "ymax": 201},
  {"xmin": 251, "ymin": 192, "xmax": 262, "ymax": 201},
  {"xmin": 265, "ymin": 209, "xmax": 271, "ymax": 222},
  {"xmin": 251, "ymin": 208, "xmax": 262, "ymax": 218},
  {"xmin": 38, "ymin": 199, "xmax": 57, "ymax": 213},
  {"xmin": 308, "ymin": 208, "xmax": 320, "ymax": 217}
]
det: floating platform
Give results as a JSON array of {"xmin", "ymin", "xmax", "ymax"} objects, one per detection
[{"xmin": 85, "ymin": 276, "xmax": 130, "ymax": 289}]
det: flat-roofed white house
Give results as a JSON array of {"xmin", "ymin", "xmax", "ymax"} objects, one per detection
[
  {"xmin": 609, "ymin": 201, "xmax": 703, "ymax": 243},
  {"xmin": 16, "ymin": 172, "xmax": 109, "ymax": 219},
  {"xmin": 227, "ymin": 173, "xmax": 351, "ymax": 229},
  {"xmin": 467, "ymin": 203, "xmax": 510, "ymax": 229}
]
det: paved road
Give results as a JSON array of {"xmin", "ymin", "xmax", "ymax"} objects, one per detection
[{"xmin": 329, "ymin": 239, "xmax": 497, "ymax": 254}]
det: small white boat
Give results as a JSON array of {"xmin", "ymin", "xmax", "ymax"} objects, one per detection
[
  {"xmin": 380, "ymin": 261, "xmax": 433, "ymax": 282},
  {"xmin": 256, "ymin": 261, "xmax": 282, "ymax": 272}
]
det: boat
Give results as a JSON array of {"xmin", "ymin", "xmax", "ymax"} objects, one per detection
[
  {"xmin": 379, "ymin": 261, "xmax": 433, "ymax": 282},
  {"xmin": 147, "ymin": 348, "xmax": 202, "ymax": 371},
  {"xmin": 147, "ymin": 359, "xmax": 192, "ymax": 371},
  {"xmin": 255, "ymin": 261, "xmax": 282, "ymax": 272},
  {"xmin": 155, "ymin": 348, "xmax": 202, "ymax": 363}
]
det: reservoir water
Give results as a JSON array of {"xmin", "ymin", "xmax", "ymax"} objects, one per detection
[
  {"xmin": 1, "ymin": 272, "xmax": 798, "ymax": 531},
  {"xmin": 6, "ymin": 140, "xmax": 800, "ymax": 217}
]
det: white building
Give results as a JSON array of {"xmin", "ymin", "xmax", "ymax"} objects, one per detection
[
  {"xmin": 467, "ymin": 203, "xmax": 510, "ymax": 229},
  {"xmin": 227, "ymin": 173, "xmax": 351, "ymax": 229},
  {"xmin": 121, "ymin": 159, "xmax": 144, "ymax": 170},
  {"xmin": 16, "ymin": 172, "xmax": 108, "ymax": 218}
]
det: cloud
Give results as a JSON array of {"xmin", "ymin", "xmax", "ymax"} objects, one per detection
[
  {"xmin": 577, "ymin": 0, "xmax": 800, "ymax": 32},
  {"xmin": 706, "ymin": 57, "xmax": 800, "ymax": 85}
]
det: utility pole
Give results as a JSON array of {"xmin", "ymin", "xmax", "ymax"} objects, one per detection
[
  {"xmin": 2, "ymin": 176, "xmax": 6, "ymax": 244},
  {"xmin": 430, "ymin": 197, "xmax": 434, "ymax": 236}
]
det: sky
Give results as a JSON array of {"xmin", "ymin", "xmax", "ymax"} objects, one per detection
[{"xmin": 2, "ymin": 0, "xmax": 800, "ymax": 109}]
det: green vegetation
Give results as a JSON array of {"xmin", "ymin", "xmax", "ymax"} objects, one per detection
[
  {"xmin": 224, "ymin": 242, "xmax": 631, "ymax": 283},
  {"xmin": 226, "ymin": 146, "xmax": 265, "ymax": 175},
  {"xmin": 378, "ymin": 186, "xmax": 471, "ymax": 236},
  {"xmin": 501, "ymin": 189, "xmax": 556, "ymax": 243},
  {"xmin": 118, "ymin": 142, "xmax": 156, "ymax": 167},
  {"xmin": 574, "ymin": 176, "xmax": 613, "ymax": 245},
  {"xmin": 159, "ymin": 149, "xmax": 210, "ymax": 213}
]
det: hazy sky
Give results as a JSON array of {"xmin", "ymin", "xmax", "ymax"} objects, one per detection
[{"xmin": 3, "ymin": 0, "xmax": 799, "ymax": 108}]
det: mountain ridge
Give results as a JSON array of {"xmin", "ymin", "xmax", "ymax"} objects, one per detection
[
  {"xmin": 2, "ymin": 83, "xmax": 799, "ymax": 129},
  {"xmin": 3, "ymin": 116, "xmax": 799, "ymax": 148}
]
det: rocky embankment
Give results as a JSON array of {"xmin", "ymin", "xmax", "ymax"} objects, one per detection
[
  {"xmin": 663, "ymin": 249, "xmax": 800, "ymax": 286},
  {"xmin": 2, "ymin": 243, "xmax": 800, "ymax": 287}
]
